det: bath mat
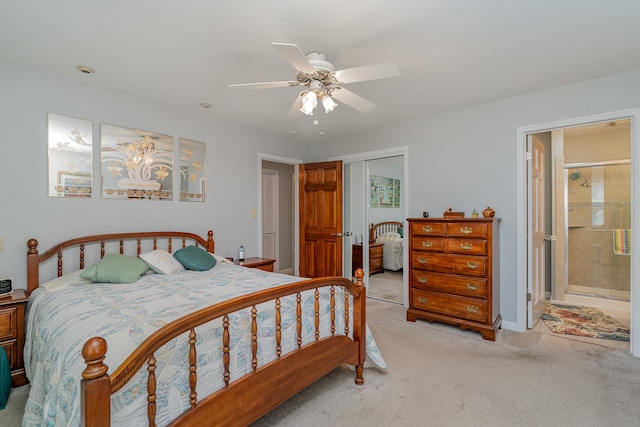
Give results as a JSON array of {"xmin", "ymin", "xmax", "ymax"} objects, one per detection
[{"xmin": 541, "ymin": 303, "xmax": 630, "ymax": 342}]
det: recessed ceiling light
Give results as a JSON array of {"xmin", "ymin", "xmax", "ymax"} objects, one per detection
[
  {"xmin": 75, "ymin": 65, "xmax": 95, "ymax": 74},
  {"xmin": 200, "ymin": 102, "xmax": 212, "ymax": 108}
]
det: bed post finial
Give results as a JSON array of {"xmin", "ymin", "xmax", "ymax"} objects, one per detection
[
  {"xmin": 82, "ymin": 337, "xmax": 109, "ymax": 379},
  {"xmin": 27, "ymin": 239, "xmax": 40, "ymax": 296},
  {"xmin": 206, "ymin": 230, "xmax": 215, "ymax": 253},
  {"xmin": 81, "ymin": 337, "xmax": 111, "ymax": 427},
  {"xmin": 352, "ymin": 268, "xmax": 366, "ymax": 385},
  {"xmin": 354, "ymin": 268, "xmax": 365, "ymax": 287}
]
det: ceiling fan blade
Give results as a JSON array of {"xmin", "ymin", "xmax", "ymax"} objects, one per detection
[
  {"xmin": 229, "ymin": 81, "xmax": 298, "ymax": 90},
  {"xmin": 331, "ymin": 87, "xmax": 377, "ymax": 113},
  {"xmin": 334, "ymin": 62, "xmax": 400, "ymax": 84},
  {"xmin": 271, "ymin": 42, "xmax": 316, "ymax": 74},
  {"xmin": 286, "ymin": 93, "xmax": 304, "ymax": 118}
]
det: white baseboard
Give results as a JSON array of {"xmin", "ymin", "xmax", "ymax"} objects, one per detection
[{"xmin": 278, "ymin": 268, "xmax": 294, "ymax": 275}]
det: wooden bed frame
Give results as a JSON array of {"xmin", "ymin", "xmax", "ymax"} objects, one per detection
[
  {"xmin": 369, "ymin": 221, "xmax": 403, "ymax": 243},
  {"xmin": 26, "ymin": 230, "xmax": 367, "ymax": 427}
]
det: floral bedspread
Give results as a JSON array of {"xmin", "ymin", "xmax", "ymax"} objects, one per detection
[{"xmin": 22, "ymin": 262, "xmax": 385, "ymax": 427}]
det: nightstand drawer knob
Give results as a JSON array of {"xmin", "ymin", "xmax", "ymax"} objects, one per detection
[
  {"xmin": 418, "ymin": 277, "xmax": 428, "ymax": 284},
  {"xmin": 418, "ymin": 297, "xmax": 428, "ymax": 304},
  {"xmin": 460, "ymin": 242, "xmax": 473, "ymax": 250},
  {"xmin": 466, "ymin": 305, "xmax": 479, "ymax": 314},
  {"xmin": 466, "ymin": 283, "xmax": 479, "ymax": 291},
  {"xmin": 422, "ymin": 226, "xmax": 433, "ymax": 233},
  {"xmin": 418, "ymin": 257, "xmax": 427, "ymax": 264},
  {"xmin": 466, "ymin": 262, "xmax": 479, "ymax": 269},
  {"xmin": 422, "ymin": 241, "xmax": 433, "ymax": 248}
]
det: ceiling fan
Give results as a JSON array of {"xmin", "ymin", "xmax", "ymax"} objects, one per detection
[{"xmin": 229, "ymin": 43, "xmax": 401, "ymax": 117}]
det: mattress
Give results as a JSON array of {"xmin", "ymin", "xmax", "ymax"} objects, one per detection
[{"xmin": 23, "ymin": 262, "xmax": 385, "ymax": 426}]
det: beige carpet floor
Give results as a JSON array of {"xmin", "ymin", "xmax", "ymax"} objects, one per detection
[
  {"xmin": 4, "ymin": 299, "xmax": 640, "ymax": 426},
  {"xmin": 368, "ymin": 270, "xmax": 403, "ymax": 304}
]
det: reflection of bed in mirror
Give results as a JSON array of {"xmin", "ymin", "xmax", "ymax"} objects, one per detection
[{"xmin": 369, "ymin": 221, "xmax": 403, "ymax": 271}]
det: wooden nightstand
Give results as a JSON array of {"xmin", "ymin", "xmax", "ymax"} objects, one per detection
[
  {"xmin": 235, "ymin": 257, "xmax": 276, "ymax": 272},
  {"xmin": 0, "ymin": 289, "xmax": 28, "ymax": 387},
  {"xmin": 352, "ymin": 243, "xmax": 384, "ymax": 276}
]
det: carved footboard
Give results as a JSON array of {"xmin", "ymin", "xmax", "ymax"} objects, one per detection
[{"xmin": 80, "ymin": 270, "xmax": 367, "ymax": 427}]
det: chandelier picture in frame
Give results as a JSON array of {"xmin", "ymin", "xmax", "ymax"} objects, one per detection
[
  {"xmin": 47, "ymin": 113, "xmax": 93, "ymax": 198},
  {"xmin": 179, "ymin": 138, "xmax": 205, "ymax": 202},
  {"xmin": 100, "ymin": 124, "xmax": 174, "ymax": 200}
]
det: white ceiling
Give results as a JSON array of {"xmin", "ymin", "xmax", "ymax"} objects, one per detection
[{"xmin": 2, "ymin": 1, "xmax": 640, "ymax": 143}]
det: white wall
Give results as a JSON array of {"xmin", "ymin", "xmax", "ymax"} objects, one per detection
[
  {"xmin": 0, "ymin": 60, "xmax": 308, "ymax": 288},
  {"xmin": 309, "ymin": 68, "xmax": 640, "ymax": 328}
]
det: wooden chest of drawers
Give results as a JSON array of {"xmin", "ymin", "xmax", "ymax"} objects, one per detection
[
  {"xmin": 352, "ymin": 243, "xmax": 384, "ymax": 276},
  {"xmin": 407, "ymin": 218, "xmax": 501, "ymax": 340},
  {"xmin": 0, "ymin": 289, "xmax": 28, "ymax": 386}
]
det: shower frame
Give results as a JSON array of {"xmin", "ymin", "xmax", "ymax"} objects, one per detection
[{"xmin": 560, "ymin": 159, "xmax": 631, "ymax": 306}]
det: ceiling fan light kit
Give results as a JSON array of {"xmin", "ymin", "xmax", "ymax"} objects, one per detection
[{"xmin": 229, "ymin": 42, "xmax": 400, "ymax": 119}]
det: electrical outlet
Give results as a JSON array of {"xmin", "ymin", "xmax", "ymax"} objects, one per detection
[{"xmin": 251, "ymin": 208, "xmax": 257, "ymax": 217}]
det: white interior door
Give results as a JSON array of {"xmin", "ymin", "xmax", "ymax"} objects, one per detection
[
  {"xmin": 528, "ymin": 135, "xmax": 547, "ymax": 327},
  {"xmin": 262, "ymin": 169, "xmax": 279, "ymax": 271}
]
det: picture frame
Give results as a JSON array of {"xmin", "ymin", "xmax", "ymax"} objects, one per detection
[{"xmin": 57, "ymin": 172, "xmax": 91, "ymax": 197}]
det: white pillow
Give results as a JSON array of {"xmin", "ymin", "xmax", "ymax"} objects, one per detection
[
  {"xmin": 212, "ymin": 254, "xmax": 234, "ymax": 265},
  {"xmin": 377, "ymin": 232, "xmax": 401, "ymax": 242},
  {"xmin": 41, "ymin": 269, "xmax": 92, "ymax": 292},
  {"xmin": 139, "ymin": 250, "xmax": 185, "ymax": 275}
]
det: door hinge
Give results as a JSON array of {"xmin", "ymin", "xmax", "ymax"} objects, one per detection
[
  {"xmin": 526, "ymin": 151, "xmax": 532, "ymax": 161},
  {"xmin": 527, "ymin": 292, "xmax": 532, "ymax": 302}
]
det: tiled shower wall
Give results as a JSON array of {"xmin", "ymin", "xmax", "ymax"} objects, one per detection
[{"xmin": 567, "ymin": 163, "xmax": 630, "ymax": 300}]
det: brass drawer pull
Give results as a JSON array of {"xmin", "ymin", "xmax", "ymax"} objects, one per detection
[
  {"xmin": 466, "ymin": 305, "xmax": 479, "ymax": 314},
  {"xmin": 422, "ymin": 226, "xmax": 433, "ymax": 233},
  {"xmin": 460, "ymin": 242, "xmax": 473, "ymax": 250},
  {"xmin": 460, "ymin": 226, "xmax": 473, "ymax": 235},
  {"xmin": 422, "ymin": 241, "xmax": 433, "ymax": 248},
  {"xmin": 418, "ymin": 257, "xmax": 428, "ymax": 264},
  {"xmin": 466, "ymin": 261, "xmax": 479, "ymax": 269},
  {"xmin": 466, "ymin": 283, "xmax": 479, "ymax": 291},
  {"xmin": 418, "ymin": 296, "xmax": 428, "ymax": 304},
  {"xmin": 418, "ymin": 277, "xmax": 427, "ymax": 284}
]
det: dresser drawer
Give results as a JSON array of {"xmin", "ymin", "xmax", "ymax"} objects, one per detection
[
  {"xmin": 445, "ymin": 238, "xmax": 487, "ymax": 256},
  {"xmin": 446, "ymin": 222, "xmax": 488, "ymax": 239},
  {"xmin": 0, "ymin": 306, "xmax": 18, "ymax": 341},
  {"xmin": 411, "ymin": 237, "xmax": 445, "ymax": 252},
  {"xmin": 412, "ymin": 253, "xmax": 487, "ymax": 277},
  {"xmin": 410, "ymin": 222, "xmax": 446, "ymax": 237},
  {"xmin": 411, "ymin": 271, "xmax": 488, "ymax": 298},
  {"xmin": 370, "ymin": 245, "xmax": 383, "ymax": 258},
  {"xmin": 370, "ymin": 256, "xmax": 383, "ymax": 271},
  {"xmin": 412, "ymin": 289, "xmax": 487, "ymax": 322}
]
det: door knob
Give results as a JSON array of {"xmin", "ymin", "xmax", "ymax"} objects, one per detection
[{"xmin": 331, "ymin": 232, "xmax": 343, "ymax": 237}]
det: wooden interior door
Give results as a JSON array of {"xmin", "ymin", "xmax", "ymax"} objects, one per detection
[
  {"xmin": 528, "ymin": 135, "xmax": 547, "ymax": 327},
  {"xmin": 299, "ymin": 161, "xmax": 343, "ymax": 278}
]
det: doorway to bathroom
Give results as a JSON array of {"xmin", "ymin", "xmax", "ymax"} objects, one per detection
[{"xmin": 528, "ymin": 119, "xmax": 631, "ymax": 350}]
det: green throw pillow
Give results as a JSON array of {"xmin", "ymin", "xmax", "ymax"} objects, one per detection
[
  {"xmin": 173, "ymin": 245, "xmax": 217, "ymax": 271},
  {"xmin": 397, "ymin": 227, "xmax": 403, "ymax": 238},
  {"xmin": 80, "ymin": 253, "xmax": 150, "ymax": 283},
  {"xmin": 0, "ymin": 346, "xmax": 11, "ymax": 410}
]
